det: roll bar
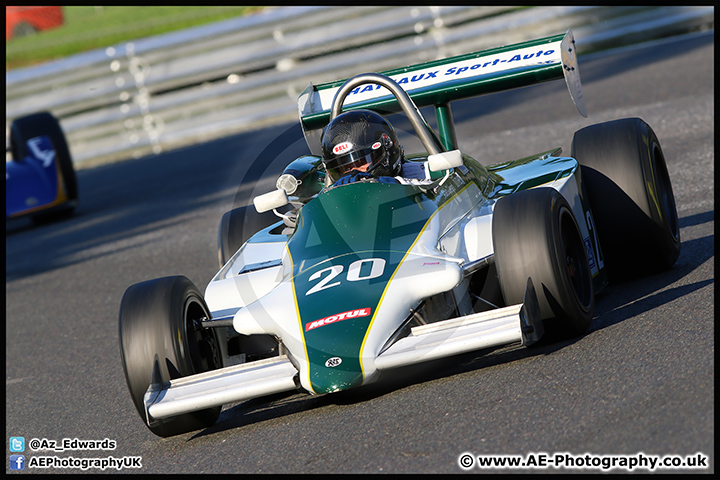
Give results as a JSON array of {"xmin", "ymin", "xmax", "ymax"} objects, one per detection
[{"xmin": 329, "ymin": 73, "xmax": 445, "ymax": 156}]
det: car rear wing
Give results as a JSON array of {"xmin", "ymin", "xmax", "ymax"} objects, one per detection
[{"xmin": 298, "ymin": 29, "xmax": 585, "ymax": 153}]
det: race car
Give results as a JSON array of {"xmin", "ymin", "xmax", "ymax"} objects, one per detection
[
  {"xmin": 118, "ymin": 30, "xmax": 680, "ymax": 437},
  {"xmin": 6, "ymin": 111, "xmax": 78, "ymax": 223}
]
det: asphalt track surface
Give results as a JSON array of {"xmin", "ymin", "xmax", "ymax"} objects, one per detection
[{"xmin": 6, "ymin": 31, "xmax": 713, "ymax": 474}]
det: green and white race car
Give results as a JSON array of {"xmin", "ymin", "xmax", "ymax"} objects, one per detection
[{"xmin": 118, "ymin": 30, "xmax": 680, "ymax": 437}]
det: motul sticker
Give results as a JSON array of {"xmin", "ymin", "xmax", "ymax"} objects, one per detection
[
  {"xmin": 333, "ymin": 141, "xmax": 353, "ymax": 155},
  {"xmin": 305, "ymin": 308, "xmax": 371, "ymax": 332}
]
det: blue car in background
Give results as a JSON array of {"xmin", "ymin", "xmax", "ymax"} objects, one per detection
[{"xmin": 6, "ymin": 111, "xmax": 78, "ymax": 224}]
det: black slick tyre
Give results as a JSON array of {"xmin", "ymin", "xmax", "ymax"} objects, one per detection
[
  {"xmin": 118, "ymin": 276, "xmax": 222, "ymax": 437},
  {"xmin": 493, "ymin": 187, "xmax": 594, "ymax": 339},
  {"xmin": 571, "ymin": 117, "xmax": 679, "ymax": 280}
]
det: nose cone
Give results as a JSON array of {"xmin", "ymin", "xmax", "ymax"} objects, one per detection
[{"xmin": 307, "ymin": 355, "xmax": 365, "ymax": 393}]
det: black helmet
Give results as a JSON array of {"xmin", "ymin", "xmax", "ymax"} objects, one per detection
[{"xmin": 320, "ymin": 109, "xmax": 403, "ymax": 183}]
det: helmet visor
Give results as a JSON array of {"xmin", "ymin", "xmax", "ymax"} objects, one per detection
[{"xmin": 325, "ymin": 146, "xmax": 386, "ymax": 182}]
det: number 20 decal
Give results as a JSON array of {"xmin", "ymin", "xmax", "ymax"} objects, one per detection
[{"xmin": 306, "ymin": 258, "xmax": 386, "ymax": 296}]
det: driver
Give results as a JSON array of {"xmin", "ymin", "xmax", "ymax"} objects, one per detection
[{"xmin": 320, "ymin": 109, "xmax": 429, "ymax": 186}]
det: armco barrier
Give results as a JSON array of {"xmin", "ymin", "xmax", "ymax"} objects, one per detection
[{"xmin": 5, "ymin": 6, "xmax": 714, "ymax": 167}]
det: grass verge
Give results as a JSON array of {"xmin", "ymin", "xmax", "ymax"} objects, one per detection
[{"xmin": 6, "ymin": 6, "xmax": 263, "ymax": 70}]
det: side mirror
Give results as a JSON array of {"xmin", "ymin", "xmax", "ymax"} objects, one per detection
[
  {"xmin": 253, "ymin": 189, "xmax": 288, "ymax": 213},
  {"xmin": 428, "ymin": 149, "xmax": 463, "ymax": 172}
]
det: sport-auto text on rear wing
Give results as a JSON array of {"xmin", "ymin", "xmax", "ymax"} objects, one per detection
[{"xmin": 298, "ymin": 29, "xmax": 585, "ymax": 153}]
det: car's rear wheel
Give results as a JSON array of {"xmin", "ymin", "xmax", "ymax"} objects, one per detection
[
  {"xmin": 493, "ymin": 187, "xmax": 594, "ymax": 339},
  {"xmin": 217, "ymin": 205, "xmax": 281, "ymax": 268},
  {"xmin": 571, "ymin": 117, "xmax": 680, "ymax": 280},
  {"xmin": 119, "ymin": 276, "xmax": 223, "ymax": 437},
  {"xmin": 10, "ymin": 111, "xmax": 78, "ymax": 222}
]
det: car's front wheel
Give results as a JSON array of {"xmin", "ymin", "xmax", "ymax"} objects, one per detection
[
  {"xmin": 118, "ymin": 276, "xmax": 223, "ymax": 437},
  {"xmin": 493, "ymin": 187, "xmax": 594, "ymax": 339}
]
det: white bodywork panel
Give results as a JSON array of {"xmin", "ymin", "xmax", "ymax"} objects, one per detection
[{"xmin": 206, "ymin": 240, "xmax": 287, "ymax": 314}]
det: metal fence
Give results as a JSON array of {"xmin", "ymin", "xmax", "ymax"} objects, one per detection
[{"xmin": 5, "ymin": 6, "xmax": 714, "ymax": 168}]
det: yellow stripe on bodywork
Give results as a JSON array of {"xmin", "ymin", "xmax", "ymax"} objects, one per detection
[{"xmin": 286, "ymin": 245, "xmax": 316, "ymax": 393}]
